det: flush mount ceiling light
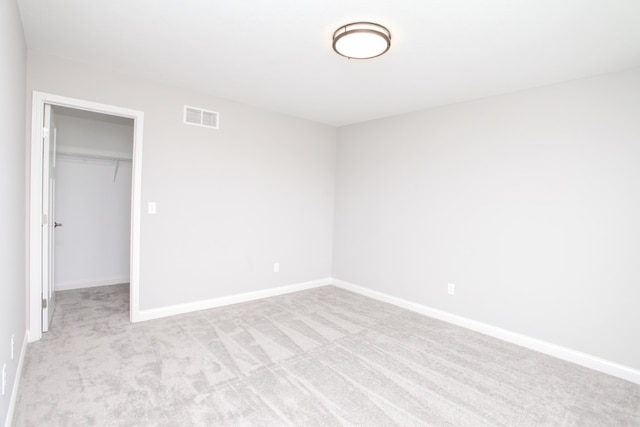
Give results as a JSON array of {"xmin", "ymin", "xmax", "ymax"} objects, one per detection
[{"xmin": 332, "ymin": 22, "xmax": 391, "ymax": 60}]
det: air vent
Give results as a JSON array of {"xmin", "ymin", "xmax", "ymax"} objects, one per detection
[{"xmin": 184, "ymin": 105, "xmax": 219, "ymax": 129}]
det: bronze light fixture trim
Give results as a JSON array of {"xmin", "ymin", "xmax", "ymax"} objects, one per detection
[{"xmin": 333, "ymin": 22, "xmax": 391, "ymax": 59}]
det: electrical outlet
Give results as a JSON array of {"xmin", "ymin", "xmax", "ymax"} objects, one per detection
[
  {"xmin": 11, "ymin": 334, "xmax": 15, "ymax": 360},
  {"xmin": 448, "ymin": 283, "xmax": 455, "ymax": 295},
  {"xmin": 273, "ymin": 263, "xmax": 280, "ymax": 273},
  {"xmin": 1, "ymin": 363, "xmax": 6, "ymax": 396}
]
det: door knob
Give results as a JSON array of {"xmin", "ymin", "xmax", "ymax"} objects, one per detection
[{"xmin": 54, "ymin": 222, "xmax": 63, "ymax": 228}]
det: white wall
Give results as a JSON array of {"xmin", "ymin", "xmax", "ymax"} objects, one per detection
[
  {"xmin": 53, "ymin": 107, "xmax": 133, "ymax": 290},
  {"xmin": 54, "ymin": 106, "xmax": 135, "ymax": 157},
  {"xmin": 0, "ymin": 0, "xmax": 26, "ymax": 424},
  {"xmin": 27, "ymin": 52, "xmax": 336, "ymax": 311},
  {"xmin": 334, "ymin": 68, "xmax": 640, "ymax": 371}
]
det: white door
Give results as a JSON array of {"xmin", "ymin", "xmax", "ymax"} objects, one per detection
[{"xmin": 42, "ymin": 104, "xmax": 57, "ymax": 331}]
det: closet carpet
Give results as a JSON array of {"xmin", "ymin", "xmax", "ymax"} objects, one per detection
[{"xmin": 13, "ymin": 284, "xmax": 640, "ymax": 426}]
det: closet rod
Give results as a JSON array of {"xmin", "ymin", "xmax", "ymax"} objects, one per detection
[{"xmin": 56, "ymin": 151, "xmax": 132, "ymax": 162}]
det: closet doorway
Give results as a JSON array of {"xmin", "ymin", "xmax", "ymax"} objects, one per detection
[
  {"xmin": 29, "ymin": 92, "xmax": 144, "ymax": 341},
  {"xmin": 53, "ymin": 106, "xmax": 133, "ymax": 291}
]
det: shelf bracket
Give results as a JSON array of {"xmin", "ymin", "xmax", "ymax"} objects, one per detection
[{"xmin": 113, "ymin": 159, "xmax": 120, "ymax": 182}]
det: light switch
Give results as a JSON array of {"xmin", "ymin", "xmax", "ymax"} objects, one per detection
[{"xmin": 148, "ymin": 202, "xmax": 157, "ymax": 214}]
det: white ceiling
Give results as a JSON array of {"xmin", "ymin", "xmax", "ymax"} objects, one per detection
[{"xmin": 17, "ymin": 0, "xmax": 640, "ymax": 126}]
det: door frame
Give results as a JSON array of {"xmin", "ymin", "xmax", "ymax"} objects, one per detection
[{"xmin": 28, "ymin": 91, "xmax": 144, "ymax": 341}]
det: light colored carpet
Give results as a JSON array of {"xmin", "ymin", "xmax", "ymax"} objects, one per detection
[{"xmin": 13, "ymin": 284, "xmax": 640, "ymax": 426}]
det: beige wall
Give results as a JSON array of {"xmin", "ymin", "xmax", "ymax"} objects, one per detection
[
  {"xmin": 0, "ymin": 0, "xmax": 27, "ymax": 423},
  {"xmin": 27, "ymin": 52, "xmax": 336, "ymax": 311},
  {"xmin": 333, "ymin": 69, "xmax": 640, "ymax": 370}
]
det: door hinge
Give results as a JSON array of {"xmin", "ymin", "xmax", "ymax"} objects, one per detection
[{"xmin": 42, "ymin": 298, "xmax": 48, "ymax": 309}]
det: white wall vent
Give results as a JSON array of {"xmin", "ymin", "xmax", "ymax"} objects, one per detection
[{"xmin": 184, "ymin": 105, "xmax": 219, "ymax": 129}]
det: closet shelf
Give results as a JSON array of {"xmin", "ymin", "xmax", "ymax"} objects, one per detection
[
  {"xmin": 56, "ymin": 151, "xmax": 132, "ymax": 163},
  {"xmin": 56, "ymin": 151, "xmax": 132, "ymax": 182}
]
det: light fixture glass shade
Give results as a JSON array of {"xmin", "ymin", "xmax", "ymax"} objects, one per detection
[{"xmin": 333, "ymin": 22, "xmax": 391, "ymax": 59}]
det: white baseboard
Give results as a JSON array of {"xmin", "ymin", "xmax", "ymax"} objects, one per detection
[
  {"xmin": 136, "ymin": 278, "xmax": 332, "ymax": 322},
  {"xmin": 56, "ymin": 277, "xmax": 129, "ymax": 291},
  {"xmin": 4, "ymin": 331, "xmax": 28, "ymax": 427},
  {"xmin": 332, "ymin": 278, "xmax": 640, "ymax": 385}
]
